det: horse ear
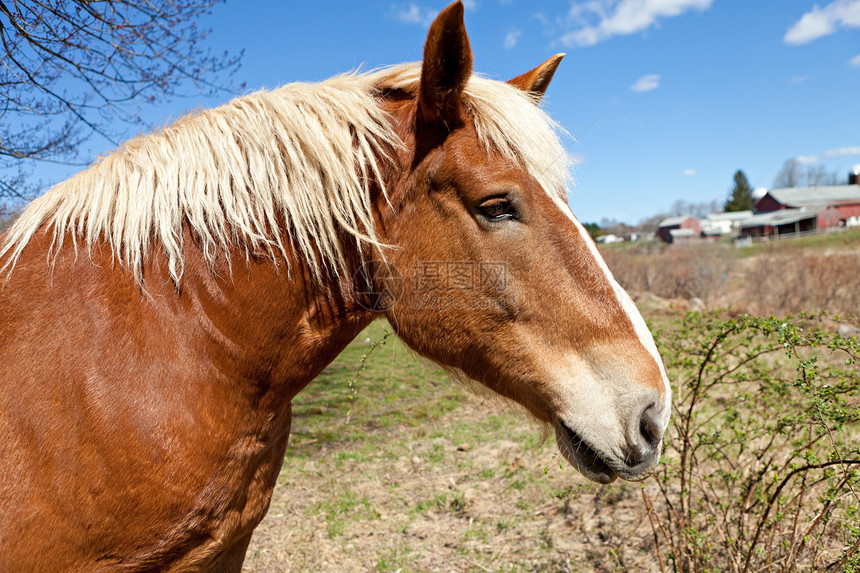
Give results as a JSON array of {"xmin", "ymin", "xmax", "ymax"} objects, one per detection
[
  {"xmin": 418, "ymin": 1, "xmax": 473, "ymax": 132},
  {"xmin": 508, "ymin": 54, "xmax": 565, "ymax": 102}
]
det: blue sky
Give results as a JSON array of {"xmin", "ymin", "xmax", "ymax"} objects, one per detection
[{"xmin": 42, "ymin": 1, "xmax": 860, "ymax": 224}]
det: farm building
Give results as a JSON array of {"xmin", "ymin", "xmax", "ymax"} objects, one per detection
[
  {"xmin": 701, "ymin": 211, "xmax": 753, "ymax": 235},
  {"xmin": 669, "ymin": 228, "xmax": 699, "ymax": 242},
  {"xmin": 657, "ymin": 215, "xmax": 701, "ymax": 243},
  {"xmin": 740, "ymin": 183, "xmax": 860, "ymax": 238},
  {"xmin": 595, "ymin": 233, "xmax": 624, "ymax": 244}
]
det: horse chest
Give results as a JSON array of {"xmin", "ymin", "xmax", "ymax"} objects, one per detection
[{"xmin": 140, "ymin": 405, "xmax": 295, "ymax": 571}]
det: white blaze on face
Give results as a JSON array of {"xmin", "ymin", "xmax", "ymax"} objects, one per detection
[{"xmin": 547, "ymin": 193, "xmax": 672, "ymax": 432}]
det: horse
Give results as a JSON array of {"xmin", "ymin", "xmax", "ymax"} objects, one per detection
[{"xmin": 0, "ymin": 2, "xmax": 670, "ymax": 571}]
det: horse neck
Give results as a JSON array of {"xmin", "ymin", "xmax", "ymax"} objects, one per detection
[{"xmin": 171, "ymin": 234, "xmax": 375, "ymax": 413}]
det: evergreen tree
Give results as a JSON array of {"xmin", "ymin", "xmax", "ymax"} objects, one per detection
[
  {"xmin": 583, "ymin": 222, "xmax": 603, "ymax": 239},
  {"xmin": 724, "ymin": 170, "xmax": 753, "ymax": 212}
]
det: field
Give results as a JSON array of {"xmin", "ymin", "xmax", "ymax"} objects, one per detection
[
  {"xmin": 243, "ymin": 320, "xmax": 660, "ymax": 572},
  {"xmin": 242, "ymin": 235, "xmax": 860, "ymax": 572},
  {"xmin": 600, "ymin": 230, "xmax": 860, "ymax": 319}
]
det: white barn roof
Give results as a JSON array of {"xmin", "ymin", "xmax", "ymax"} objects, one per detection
[
  {"xmin": 741, "ymin": 208, "xmax": 817, "ymax": 227},
  {"xmin": 658, "ymin": 215, "xmax": 694, "ymax": 227},
  {"xmin": 766, "ymin": 185, "xmax": 860, "ymax": 208},
  {"xmin": 707, "ymin": 210, "xmax": 752, "ymax": 222}
]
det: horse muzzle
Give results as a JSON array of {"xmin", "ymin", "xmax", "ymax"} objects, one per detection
[{"xmin": 554, "ymin": 398, "xmax": 668, "ymax": 484}]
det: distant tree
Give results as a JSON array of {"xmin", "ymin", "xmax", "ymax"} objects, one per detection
[
  {"xmin": 805, "ymin": 165, "xmax": 825, "ymax": 187},
  {"xmin": 724, "ymin": 170, "xmax": 753, "ymax": 212},
  {"xmin": 691, "ymin": 200, "xmax": 720, "ymax": 218},
  {"xmin": 668, "ymin": 199, "xmax": 689, "ymax": 217},
  {"xmin": 773, "ymin": 159, "xmax": 803, "ymax": 188},
  {"xmin": 773, "ymin": 160, "xmax": 845, "ymax": 189},
  {"xmin": 664, "ymin": 199, "xmax": 719, "ymax": 219},
  {"xmin": 0, "ymin": 204, "xmax": 17, "ymax": 234},
  {"xmin": 805, "ymin": 165, "xmax": 842, "ymax": 186},
  {"xmin": 0, "ymin": 1, "xmax": 242, "ymax": 199},
  {"xmin": 583, "ymin": 222, "xmax": 603, "ymax": 239},
  {"xmin": 825, "ymin": 170, "xmax": 844, "ymax": 185},
  {"xmin": 637, "ymin": 213, "xmax": 666, "ymax": 234}
]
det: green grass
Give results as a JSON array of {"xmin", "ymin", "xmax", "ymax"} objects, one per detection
[
  {"xmin": 598, "ymin": 228, "xmax": 860, "ymax": 259},
  {"xmin": 287, "ymin": 320, "xmax": 462, "ymax": 457},
  {"xmin": 376, "ymin": 542, "xmax": 414, "ymax": 572},
  {"xmin": 308, "ymin": 486, "xmax": 380, "ymax": 538},
  {"xmin": 737, "ymin": 227, "xmax": 860, "ymax": 256}
]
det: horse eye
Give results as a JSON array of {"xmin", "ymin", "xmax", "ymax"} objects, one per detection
[{"xmin": 478, "ymin": 197, "xmax": 514, "ymax": 220}]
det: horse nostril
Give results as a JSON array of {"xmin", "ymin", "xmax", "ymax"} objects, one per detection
[{"xmin": 639, "ymin": 406, "xmax": 662, "ymax": 449}]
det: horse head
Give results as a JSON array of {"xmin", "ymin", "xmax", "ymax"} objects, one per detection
[{"xmin": 369, "ymin": 1, "xmax": 671, "ymax": 484}]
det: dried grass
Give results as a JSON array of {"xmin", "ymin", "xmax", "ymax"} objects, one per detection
[{"xmin": 602, "ymin": 241, "xmax": 860, "ymax": 319}]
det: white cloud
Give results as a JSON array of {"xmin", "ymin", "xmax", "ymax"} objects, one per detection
[
  {"xmin": 682, "ymin": 168, "xmax": 696, "ymax": 176},
  {"xmin": 784, "ymin": 0, "xmax": 860, "ymax": 45},
  {"xmin": 851, "ymin": 53, "xmax": 860, "ymax": 67},
  {"xmin": 824, "ymin": 146, "xmax": 860, "ymax": 157},
  {"xmin": 391, "ymin": 1, "xmax": 478, "ymax": 27},
  {"xmin": 630, "ymin": 73, "xmax": 660, "ymax": 92},
  {"xmin": 391, "ymin": 3, "xmax": 437, "ymax": 26},
  {"xmin": 790, "ymin": 75, "xmax": 809, "ymax": 84},
  {"xmin": 504, "ymin": 29, "xmax": 521, "ymax": 49},
  {"xmin": 794, "ymin": 155, "xmax": 820, "ymax": 164},
  {"xmin": 559, "ymin": 0, "xmax": 714, "ymax": 48}
]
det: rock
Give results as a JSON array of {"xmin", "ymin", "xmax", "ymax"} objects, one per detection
[
  {"xmin": 689, "ymin": 297, "xmax": 706, "ymax": 311},
  {"xmin": 837, "ymin": 324, "xmax": 860, "ymax": 338},
  {"xmin": 634, "ymin": 292, "xmax": 674, "ymax": 312},
  {"xmin": 635, "ymin": 292, "xmax": 662, "ymax": 304}
]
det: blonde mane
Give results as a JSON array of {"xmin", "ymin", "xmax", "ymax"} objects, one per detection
[{"xmin": 0, "ymin": 63, "xmax": 570, "ymax": 284}]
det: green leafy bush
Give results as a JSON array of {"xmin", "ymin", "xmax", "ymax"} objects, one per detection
[{"xmin": 646, "ymin": 312, "xmax": 860, "ymax": 572}]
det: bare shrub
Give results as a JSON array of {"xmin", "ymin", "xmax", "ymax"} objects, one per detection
[
  {"xmin": 602, "ymin": 243, "xmax": 733, "ymax": 302},
  {"xmin": 743, "ymin": 250, "xmax": 860, "ymax": 317},
  {"xmin": 602, "ymin": 241, "xmax": 859, "ymax": 318},
  {"xmin": 648, "ymin": 312, "xmax": 860, "ymax": 572}
]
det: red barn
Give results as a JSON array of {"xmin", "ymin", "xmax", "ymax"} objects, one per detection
[
  {"xmin": 656, "ymin": 215, "xmax": 701, "ymax": 243},
  {"xmin": 742, "ymin": 184, "xmax": 860, "ymax": 237}
]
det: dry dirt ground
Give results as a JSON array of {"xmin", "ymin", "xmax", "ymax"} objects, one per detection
[{"xmin": 242, "ymin": 390, "xmax": 663, "ymax": 573}]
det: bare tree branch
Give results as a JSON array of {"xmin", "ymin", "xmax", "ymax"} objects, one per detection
[{"xmin": 0, "ymin": 0, "xmax": 242, "ymax": 201}]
